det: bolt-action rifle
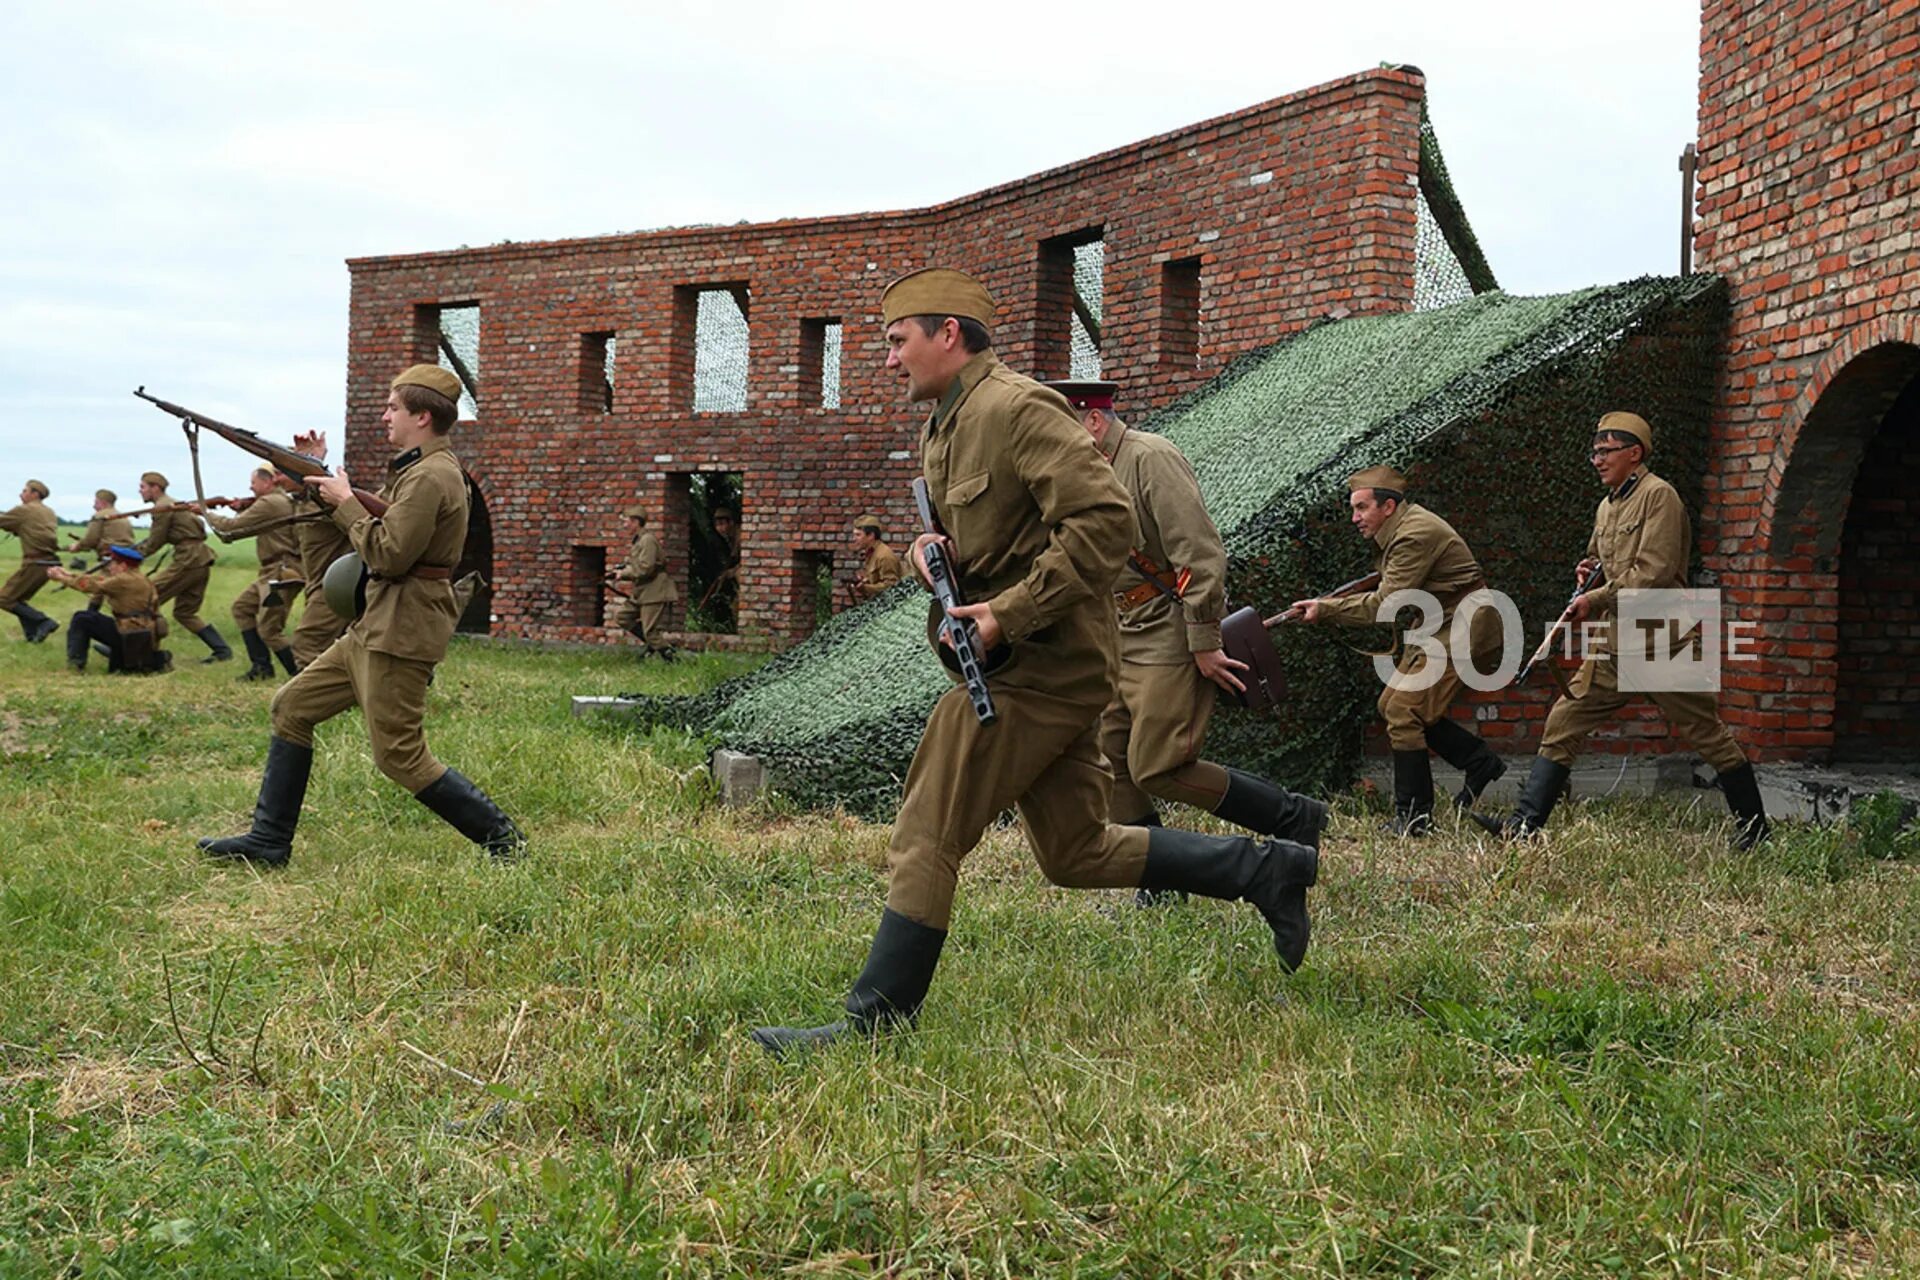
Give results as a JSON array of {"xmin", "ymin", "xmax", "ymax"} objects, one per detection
[
  {"xmin": 134, "ymin": 389, "xmax": 390, "ymax": 517},
  {"xmin": 912, "ymin": 477, "xmax": 1004, "ymax": 726},
  {"xmin": 1516, "ymin": 562, "xmax": 1608, "ymax": 686}
]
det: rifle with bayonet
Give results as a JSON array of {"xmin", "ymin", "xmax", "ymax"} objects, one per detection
[
  {"xmin": 1516, "ymin": 562, "xmax": 1607, "ymax": 686},
  {"xmin": 133, "ymin": 389, "xmax": 390, "ymax": 517},
  {"xmin": 912, "ymin": 477, "xmax": 1004, "ymax": 726}
]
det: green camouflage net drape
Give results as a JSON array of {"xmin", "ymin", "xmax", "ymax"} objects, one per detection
[{"xmin": 619, "ymin": 275, "xmax": 1728, "ymax": 817}]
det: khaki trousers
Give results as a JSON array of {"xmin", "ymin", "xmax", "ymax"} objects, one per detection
[
  {"xmin": 270, "ymin": 628, "xmax": 446, "ymax": 794},
  {"xmin": 290, "ymin": 592, "xmax": 349, "ymax": 669},
  {"xmin": 886, "ymin": 683, "xmax": 1151, "ymax": 930},
  {"xmin": 0, "ymin": 562, "xmax": 48, "ymax": 611},
  {"xmin": 614, "ymin": 595, "xmax": 670, "ymax": 649},
  {"xmin": 1099, "ymin": 659, "xmax": 1229, "ymax": 821},
  {"xmin": 232, "ymin": 575, "xmax": 297, "ymax": 648},
  {"xmin": 1538, "ymin": 657, "xmax": 1747, "ymax": 774},
  {"xmin": 151, "ymin": 561, "xmax": 212, "ymax": 634},
  {"xmin": 1378, "ymin": 597, "xmax": 1504, "ymax": 751}
]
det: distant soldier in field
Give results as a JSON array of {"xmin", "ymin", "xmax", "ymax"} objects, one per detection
[
  {"xmin": 699, "ymin": 506, "xmax": 742, "ymax": 627},
  {"xmin": 285, "ymin": 430, "xmax": 353, "ymax": 671},
  {"xmin": 198, "ymin": 366, "xmax": 522, "ymax": 867},
  {"xmin": 847, "ymin": 514, "xmax": 904, "ymax": 604},
  {"xmin": 68, "ymin": 489, "xmax": 134, "ymax": 563},
  {"xmin": 1290, "ymin": 466, "xmax": 1506, "ymax": 835},
  {"xmin": 0, "ymin": 479, "xmax": 61, "ymax": 643},
  {"xmin": 1044, "ymin": 379, "xmax": 1325, "ymax": 902},
  {"xmin": 201, "ymin": 467, "xmax": 303, "ymax": 681},
  {"xmin": 612, "ymin": 503, "xmax": 677, "ymax": 659},
  {"xmin": 47, "ymin": 545, "xmax": 169, "ymax": 674},
  {"xmin": 0, "ymin": 479, "xmax": 62, "ymax": 644},
  {"xmin": 1474, "ymin": 412, "xmax": 1770, "ymax": 848},
  {"xmin": 137, "ymin": 470, "xmax": 232, "ymax": 663},
  {"xmin": 751, "ymin": 269, "xmax": 1319, "ymax": 1057}
]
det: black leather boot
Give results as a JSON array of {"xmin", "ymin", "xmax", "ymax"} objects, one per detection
[
  {"xmin": 1718, "ymin": 762, "xmax": 1771, "ymax": 850},
  {"xmin": 13, "ymin": 603, "xmax": 58, "ymax": 643},
  {"xmin": 65, "ymin": 620, "xmax": 90, "ymax": 669},
  {"xmin": 274, "ymin": 647, "xmax": 298, "ymax": 676},
  {"xmin": 1120, "ymin": 812, "xmax": 1182, "ymax": 907},
  {"xmin": 236, "ymin": 628, "xmax": 273, "ymax": 681},
  {"xmin": 1385, "ymin": 750, "xmax": 1435, "ymax": 836},
  {"xmin": 751, "ymin": 908, "xmax": 948, "ymax": 1057},
  {"xmin": 1470, "ymin": 756, "xmax": 1570, "ymax": 839},
  {"xmin": 414, "ymin": 769, "xmax": 526, "ymax": 860},
  {"xmin": 1213, "ymin": 768, "xmax": 1328, "ymax": 847},
  {"xmin": 1137, "ymin": 826, "xmax": 1318, "ymax": 971},
  {"xmin": 198, "ymin": 737, "xmax": 311, "ymax": 867},
  {"xmin": 1425, "ymin": 718, "xmax": 1507, "ymax": 808},
  {"xmin": 197, "ymin": 624, "xmax": 233, "ymax": 663}
]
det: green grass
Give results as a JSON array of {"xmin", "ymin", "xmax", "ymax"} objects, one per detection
[{"xmin": 1, "ymin": 534, "xmax": 1918, "ymax": 1276}]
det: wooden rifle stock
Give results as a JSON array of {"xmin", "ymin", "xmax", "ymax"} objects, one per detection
[
  {"xmin": 134, "ymin": 388, "xmax": 389, "ymax": 517},
  {"xmin": 1266, "ymin": 570, "xmax": 1382, "ymax": 626},
  {"xmin": 1516, "ymin": 563, "xmax": 1608, "ymax": 686}
]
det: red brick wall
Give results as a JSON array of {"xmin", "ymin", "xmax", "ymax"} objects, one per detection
[
  {"xmin": 1695, "ymin": 0, "xmax": 1920, "ymax": 758},
  {"xmin": 344, "ymin": 68, "xmax": 1428, "ymax": 646}
]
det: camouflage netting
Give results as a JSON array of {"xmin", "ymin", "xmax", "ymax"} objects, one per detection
[{"xmin": 621, "ymin": 275, "xmax": 1729, "ymax": 818}]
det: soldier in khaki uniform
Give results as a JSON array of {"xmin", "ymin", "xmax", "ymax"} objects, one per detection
[
  {"xmin": 286, "ymin": 430, "xmax": 353, "ymax": 670},
  {"xmin": 753, "ymin": 269, "xmax": 1320, "ymax": 1056},
  {"xmin": 1475, "ymin": 413, "xmax": 1770, "ymax": 848},
  {"xmin": 68, "ymin": 489, "xmax": 135, "ymax": 561},
  {"xmin": 47, "ymin": 545, "xmax": 168, "ymax": 674},
  {"xmin": 847, "ymin": 514, "xmax": 904, "ymax": 603},
  {"xmin": 1291, "ymin": 467, "xmax": 1505, "ymax": 834},
  {"xmin": 198, "ymin": 366, "xmax": 523, "ymax": 867},
  {"xmin": 0, "ymin": 480, "xmax": 61, "ymax": 643},
  {"xmin": 201, "ymin": 467, "xmax": 303, "ymax": 681},
  {"xmin": 137, "ymin": 470, "xmax": 232, "ymax": 663},
  {"xmin": 611, "ymin": 503, "xmax": 677, "ymax": 658},
  {"xmin": 1045, "ymin": 380, "xmax": 1326, "ymax": 899}
]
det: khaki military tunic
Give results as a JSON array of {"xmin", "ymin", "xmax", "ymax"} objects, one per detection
[
  {"xmin": 72, "ymin": 510, "xmax": 136, "ymax": 556},
  {"xmin": 852, "ymin": 541, "xmax": 905, "ymax": 602},
  {"xmin": 0, "ymin": 502, "xmax": 58, "ymax": 610},
  {"xmin": 291, "ymin": 490, "xmax": 353, "ymax": 668},
  {"xmin": 1538, "ymin": 466, "xmax": 1745, "ymax": 773},
  {"xmin": 1093, "ymin": 423, "xmax": 1236, "ymax": 820},
  {"xmin": 207, "ymin": 492, "xmax": 303, "ymax": 649},
  {"xmin": 270, "ymin": 436, "xmax": 469, "ymax": 794},
  {"xmin": 613, "ymin": 528, "xmax": 677, "ymax": 649},
  {"xmin": 887, "ymin": 352, "xmax": 1142, "ymax": 931},
  {"xmin": 64, "ymin": 569, "xmax": 163, "ymax": 635},
  {"xmin": 139, "ymin": 500, "xmax": 216, "ymax": 633},
  {"xmin": 1315, "ymin": 501, "xmax": 1499, "ymax": 752}
]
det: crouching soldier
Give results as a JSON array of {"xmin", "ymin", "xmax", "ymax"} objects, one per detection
[{"xmin": 48, "ymin": 545, "xmax": 169, "ymax": 673}]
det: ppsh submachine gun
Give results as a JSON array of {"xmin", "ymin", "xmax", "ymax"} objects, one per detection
[{"xmin": 912, "ymin": 477, "xmax": 1007, "ymax": 726}]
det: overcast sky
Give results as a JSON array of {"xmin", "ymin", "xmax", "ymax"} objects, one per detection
[{"xmin": 0, "ymin": 0, "xmax": 1700, "ymax": 518}]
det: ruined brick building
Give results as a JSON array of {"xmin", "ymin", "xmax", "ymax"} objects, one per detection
[{"xmin": 344, "ymin": 0, "xmax": 1916, "ymax": 765}]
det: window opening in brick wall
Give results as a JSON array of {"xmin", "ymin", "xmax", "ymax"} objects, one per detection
[
  {"xmin": 687, "ymin": 286, "xmax": 750, "ymax": 413},
  {"xmin": 581, "ymin": 331, "xmax": 617, "ymax": 412},
  {"xmin": 433, "ymin": 304, "xmax": 481, "ymax": 418},
  {"xmin": 1159, "ymin": 257, "xmax": 1202, "ymax": 371},
  {"xmin": 799, "ymin": 318, "xmax": 843, "ymax": 409},
  {"xmin": 683, "ymin": 470, "xmax": 744, "ymax": 634},
  {"xmin": 1035, "ymin": 228, "xmax": 1104, "ymax": 380},
  {"xmin": 570, "ymin": 544, "xmax": 607, "ymax": 628},
  {"xmin": 791, "ymin": 549, "xmax": 835, "ymax": 638}
]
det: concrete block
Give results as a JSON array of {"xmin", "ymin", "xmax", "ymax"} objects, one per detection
[{"xmin": 712, "ymin": 749, "xmax": 765, "ymax": 807}]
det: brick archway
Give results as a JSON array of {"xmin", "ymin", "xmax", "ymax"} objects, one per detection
[{"xmin": 1760, "ymin": 314, "xmax": 1920, "ymax": 559}]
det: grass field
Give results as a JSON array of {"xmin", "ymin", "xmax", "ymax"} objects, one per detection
[{"xmin": 2, "ymin": 532, "xmax": 1918, "ymax": 1277}]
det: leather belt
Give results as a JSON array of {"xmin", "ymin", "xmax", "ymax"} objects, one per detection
[
  {"xmin": 372, "ymin": 564, "xmax": 454, "ymax": 582},
  {"xmin": 1435, "ymin": 578, "xmax": 1489, "ymax": 610}
]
